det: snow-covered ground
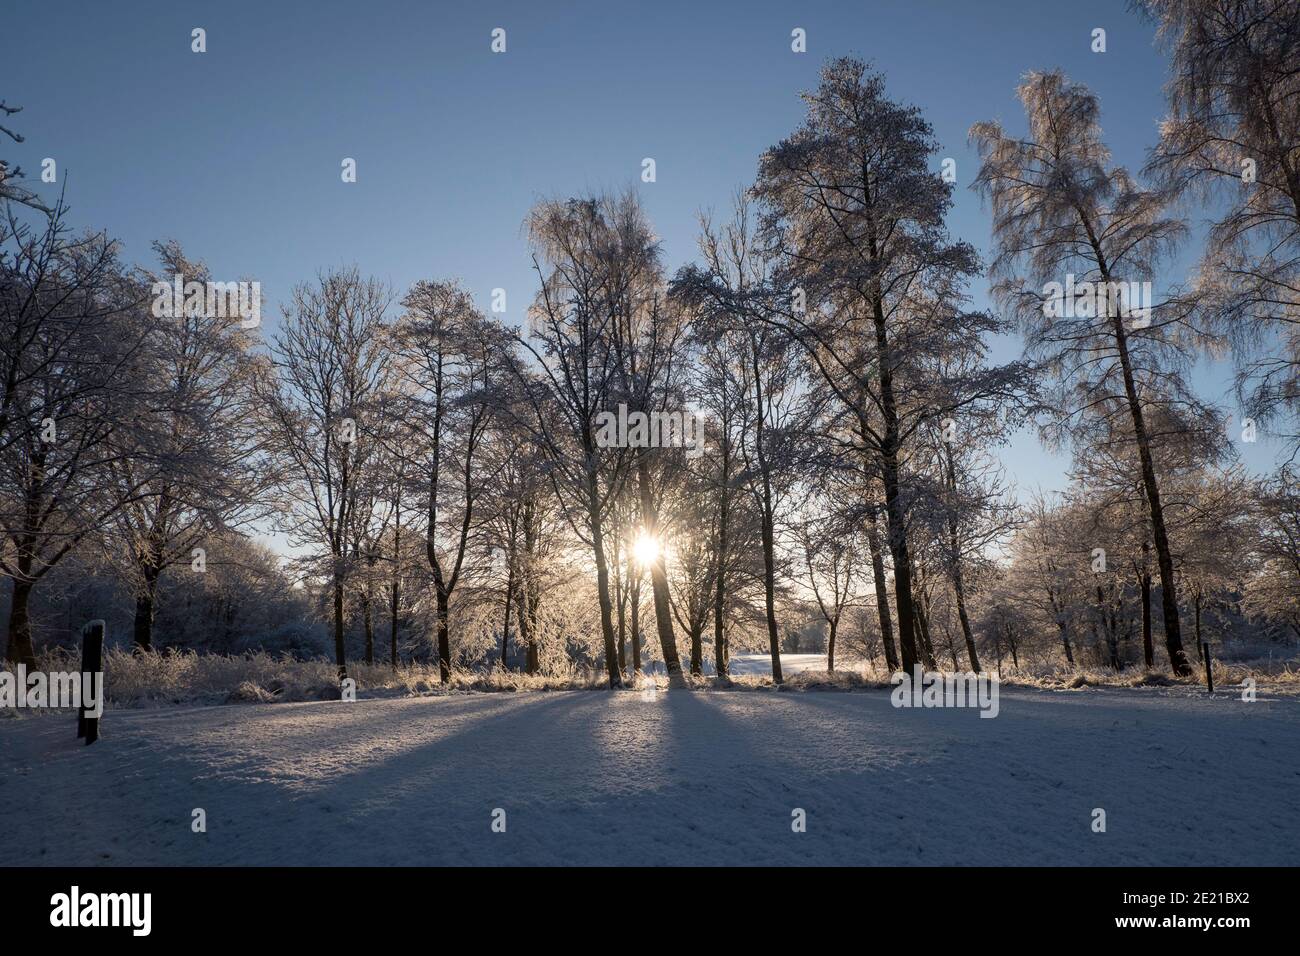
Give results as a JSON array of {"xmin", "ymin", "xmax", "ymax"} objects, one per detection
[
  {"xmin": 725, "ymin": 652, "xmax": 828, "ymax": 676},
  {"xmin": 636, "ymin": 651, "xmax": 830, "ymax": 677},
  {"xmin": 4, "ymin": 682, "xmax": 1297, "ymax": 866}
]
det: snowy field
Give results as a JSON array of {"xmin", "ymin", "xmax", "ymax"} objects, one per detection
[
  {"xmin": 725, "ymin": 652, "xmax": 829, "ymax": 676},
  {"xmin": 3, "ymin": 679, "xmax": 1297, "ymax": 866}
]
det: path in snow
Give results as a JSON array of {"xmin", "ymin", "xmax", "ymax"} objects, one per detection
[{"xmin": 3, "ymin": 685, "xmax": 1296, "ymax": 865}]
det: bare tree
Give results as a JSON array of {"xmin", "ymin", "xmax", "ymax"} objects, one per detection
[
  {"xmin": 502, "ymin": 194, "xmax": 660, "ymax": 686},
  {"xmin": 1244, "ymin": 467, "xmax": 1300, "ymax": 640},
  {"xmin": 394, "ymin": 279, "xmax": 502, "ymax": 682},
  {"xmin": 112, "ymin": 240, "xmax": 269, "ymax": 650},
  {"xmin": 796, "ymin": 490, "xmax": 862, "ymax": 672},
  {"xmin": 676, "ymin": 193, "xmax": 815, "ymax": 683},
  {"xmin": 263, "ymin": 267, "xmax": 391, "ymax": 681},
  {"xmin": 0, "ymin": 206, "xmax": 155, "ymax": 664},
  {"xmin": 0, "ymin": 99, "xmax": 52, "ymax": 215}
]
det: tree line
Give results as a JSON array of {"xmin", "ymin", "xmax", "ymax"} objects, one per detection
[{"xmin": 1, "ymin": 0, "xmax": 1296, "ymax": 684}]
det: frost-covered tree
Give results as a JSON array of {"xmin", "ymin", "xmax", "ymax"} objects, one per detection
[
  {"xmin": 0, "ymin": 207, "xmax": 155, "ymax": 665},
  {"xmin": 263, "ymin": 267, "xmax": 392, "ymax": 681},
  {"xmin": 1243, "ymin": 467, "xmax": 1300, "ymax": 641},
  {"xmin": 394, "ymin": 279, "xmax": 503, "ymax": 682},
  {"xmin": 1143, "ymin": 0, "xmax": 1300, "ymax": 454},
  {"xmin": 972, "ymin": 70, "xmax": 1206, "ymax": 675},
  {"xmin": 748, "ymin": 58, "xmax": 1029, "ymax": 673},
  {"xmin": 112, "ymin": 241, "xmax": 270, "ymax": 650},
  {"xmin": 0, "ymin": 99, "xmax": 52, "ymax": 214}
]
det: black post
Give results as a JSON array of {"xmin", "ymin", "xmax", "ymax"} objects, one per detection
[
  {"xmin": 1202, "ymin": 641, "xmax": 1214, "ymax": 695},
  {"xmin": 77, "ymin": 619, "xmax": 104, "ymax": 745}
]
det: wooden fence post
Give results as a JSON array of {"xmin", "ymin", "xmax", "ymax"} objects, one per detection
[{"xmin": 77, "ymin": 619, "xmax": 104, "ymax": 745}]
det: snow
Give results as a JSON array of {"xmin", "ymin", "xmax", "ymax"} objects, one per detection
[
  {"xmin": 725, "ymin": 652, "xmax": 828, "ymax": 676},
  {"xmin": 3, "ymin": 683, "xmax": 1297, "ymax": 865}
]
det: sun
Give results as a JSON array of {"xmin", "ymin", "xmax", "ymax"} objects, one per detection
[{"xmin": 632, "ymin": 531, "xmax": 661, "ymax": 567}]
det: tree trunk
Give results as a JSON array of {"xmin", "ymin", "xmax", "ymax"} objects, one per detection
[
  {"xmin": 362, "ymin": 591, "xmax": 374, "ymax": 665},
  {"xmin": 4, "ymin": 578, "xmax": 36, "ymax": 667},
  {"xmin": 870, "ymin": 304, "xmax": 919, "ymax": 675},
  {"xmin": 516, "ymin": 501, "xmax": 540, "ymax": 675},
  {"xmin": 713, "ymin": 471, "xmax": 730, "ymax": 681},
  {"xmin": 951, "ymin": 573, "xmax": 980, "ymax": 671},
  {"xmin": 133, "ymin": 564, "xmax": 161, "ymax": 652},
  {"xmin": 630, "ymin": 576, "xmax": 642, "ymax": 673},
  {"xmin": 1194, "ymin": 592, "xmax": 1203, "ymax": 655},
  {"xmin": 616, "ymin": 584, "xmax": 627, "ymax": 675},
  {"xmin": 502, "ymin": 561, "xmax": 515, "ymax": 671},
  {"xmin": 332, "ymin": 570, "xmax": 347, "ymax": 681},
  {"xmin": 1098, "ymin": 585, "xmax": 1121, "ymax": 671},
  {"xmin": 1110, "ymin": 311, "xmax": 1192, "ymax": 675},
  {"xmin": 866, "ymin": 517, "xmax": 899, "ymax": 671},
  {"xmin": 389, "ymin": 576, "xmax": 400, "ymax": 669},
  {"xmin": 827, "ymin": 619, "xmax": 837, "ymax": 672},
  {"xmin": 1057, "ymin": 620, "xmax": 1074, "ymax": 665},
  {"xmin": 1140, "ymin": 560, "xmax": 1154, "ymax": 670},
  {"xmin": 749, "ymin": 334, "xmax": 782, "ymax": 685},
  {"xmin": 759, "ymin": 500, "xmax": 782, "ymax": 683},
  {"xmin": 914, "ymin": 592, "xmax": 938, "ymax": 670},
  {"xmin": 943, "ymin": 442, "xmax": 980, "ymax": 671},
  {"xmin": 586, "ymin": 474, "xmax": 623, "ymax": 688},
  {"xmin": 436, "ymin": 587, "xmax": 451, "ymax": 683},
  {"xmin": 516, "ymin": 578, "xmax": 539, "ymax": 675},
  {"xmin": 636, "ymin": 453, "xmax": 682, "ymax": 685}
]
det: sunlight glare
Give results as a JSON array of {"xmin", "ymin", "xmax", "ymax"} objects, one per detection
[{"xmin": 632, "ymin": 532, "xmax": 661, "ymax": 567}]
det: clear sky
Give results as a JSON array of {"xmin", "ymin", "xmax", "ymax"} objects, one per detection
[{"xmin": 3, "ymin": 0, "xmax": 1284, "ymax": 505}]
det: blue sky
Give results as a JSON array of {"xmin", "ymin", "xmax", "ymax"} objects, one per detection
[{"xmin": 4, "ymin": 0, "xmax": 1284, "ymax": 498}]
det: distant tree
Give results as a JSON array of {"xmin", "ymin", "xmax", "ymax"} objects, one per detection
[
  {"xmin": 1243, "ymin": 467, "xmax": 1300, "ymax": 641},
  {"xmin": 795, "ymin": 489, "xmax": 863, "ymax": 672},
  {"xmin": 1167, "ymin": 467, "xmax": 1253, "ymax": 655},
  {"xmin": 677, "ymin": 191, "xmax": 825, "ymax": 682},
  {"xmin": 263, "ymin": 267, "xmax": 392, "ymax": 681},
  {"xmin": 394, "ymin": 279, "xmax": 502, "ymax": 682},
  {"xmin": 504, "ymin": 194, "xmax": 663, "ymax": 686}
]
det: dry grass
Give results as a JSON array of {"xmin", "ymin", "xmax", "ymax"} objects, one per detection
[
  {"xmin": 3, "ymin": 646, "xmax": 610, "ymax": 713},
  {"xmin": 4, "ymin": 644, "xmax": 1297, "ymax": 716}
]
